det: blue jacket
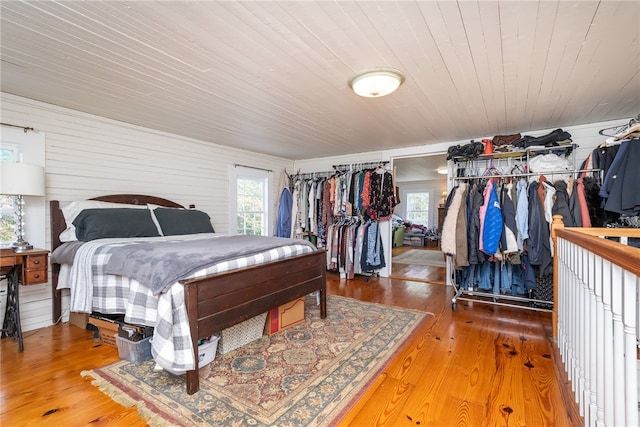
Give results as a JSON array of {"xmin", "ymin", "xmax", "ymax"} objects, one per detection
[
  {"xmin": 275, "ymin": 187, "xmax": 293, "ymax": 238},
  {"xmin": 482, "ymin": 182, "xmax": 503, "ymax": 255}
]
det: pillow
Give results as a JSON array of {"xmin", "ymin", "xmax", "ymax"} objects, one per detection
[
  {"xmin": 152, "ymin": 208, "xmax": 215, "ymax": 236},
  {"xmin": 59, "ymin": 200, "xmax": 147, "ymax": 242},
  {"xmin": 72, "ymin": 208, "xmax": 160, "ymax": 241},
  {"xmin": 146, "ymin": 203, "xmax": 174, "ymax": 236}
]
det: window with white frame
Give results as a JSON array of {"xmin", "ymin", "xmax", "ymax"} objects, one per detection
[
  {"xmin": 405, "ymin": 191, "xmax": 430, "ymax": 226},
  {"xmin": 230, "ymin": 166, "xmax": 272, "ymax": 236},
  {"xmin": 0, "ymin": 144, "xmax": 19, "ymax": 246}
]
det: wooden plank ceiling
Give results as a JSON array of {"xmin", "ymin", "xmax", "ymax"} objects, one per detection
[{"xmin": 1, "ymin": 1, "xmax": 638, "ymax": 160}]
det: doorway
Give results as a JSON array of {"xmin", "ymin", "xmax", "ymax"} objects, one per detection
[{"xmin": 391, "ymin": 154, "xmax": 448, "ymax": 284}]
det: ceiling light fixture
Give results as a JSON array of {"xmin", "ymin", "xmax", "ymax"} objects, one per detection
[
  {"xmin": 437, "ymin": 167, "xmax": 448, "ymax": 175},
  {"xmin": 349, "ymin": 68, "xmax": 405, "ymax": 98}
]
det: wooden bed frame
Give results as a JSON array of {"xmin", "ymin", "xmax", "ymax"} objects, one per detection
[{"xmin": 50, "ymin": 194, "xmax": 327, "ymax": 394}]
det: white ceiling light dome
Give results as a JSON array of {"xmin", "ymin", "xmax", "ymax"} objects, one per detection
[{"xmin": 349, "ymin": 68, "xmax": 405, "ymax": 98}]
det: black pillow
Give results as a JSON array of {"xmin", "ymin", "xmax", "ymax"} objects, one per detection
[
  {"xmin": 72, "ymin": 208, "xmax": 160, "ymax": 241},
  {"xmin": 153, "ymin": 208, "xmax": 215, "ymax": 236}
]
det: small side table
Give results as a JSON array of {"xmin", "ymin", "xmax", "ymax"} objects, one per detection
[{"xmin": 1, "ymin": 248, "xmax": 49, "ymax": 352}]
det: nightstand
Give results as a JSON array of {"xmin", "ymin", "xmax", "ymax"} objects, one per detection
[{"xmin": 1, "ymin": 248, "xmax": 49, "ymax": 352}]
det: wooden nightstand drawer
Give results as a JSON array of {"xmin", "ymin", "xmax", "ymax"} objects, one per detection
[
  {"xmin": 24, "ymin": 268, "xmax": 48, "ymax": 285},
  {"xmin": 23, "ymin": 253, "xmax": 49, "ymax": 285},
  {"xmin": 26, "ymin": 255, "xmax": 47, "ymax": 269}
]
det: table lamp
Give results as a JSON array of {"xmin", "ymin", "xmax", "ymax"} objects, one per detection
[{"xmin": 0, "ymin": 162, "xmax": 45, "ymax": 252}]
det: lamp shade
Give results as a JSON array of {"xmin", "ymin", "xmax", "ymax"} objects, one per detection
[
  {"xmin": 0, "ymin": 162, "xmax": 45, "ymax": 196},
  {"xmin": 349, "ymin": 68, "xmax": 405, "ymax": 98}
]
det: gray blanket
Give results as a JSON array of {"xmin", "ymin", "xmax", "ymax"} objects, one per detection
[
  {"xmin": 104, "ymin": 235, "xmax": 315, "ymax": 294},
  {"xmin": 51, "ymin": 241, "xmax": 85, "ymax": 265}
]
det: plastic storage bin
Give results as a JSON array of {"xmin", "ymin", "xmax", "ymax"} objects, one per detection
[
  {"xmin": 197, "ymin": 335, "xmax": 219, "ymax": 367},
  {"xmin": 162, "ymin": 335, "xmax": 220, "ymax": 376},
  {"xmin": 115, "ymin": 334, "xmax": 152, "ymax": 364}
]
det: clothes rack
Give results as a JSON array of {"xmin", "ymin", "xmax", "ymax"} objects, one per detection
[
  {"xmin": 285, "ymin": 164, "xmax": 397, "ymax": 280},
  {"xmin": 291, "ymin": 161, "xmax": 390, "ymax": 182},
  {"xmin": 452, "ymin": 168, "xmax": 601, "ymax": 181},
  {"xmin": 444, "ymin": 143, "xmax": 590, "ymax": 312},
  {"xmin": 331, "ymin": 161, "xmax": 389, "ymax": 172}
]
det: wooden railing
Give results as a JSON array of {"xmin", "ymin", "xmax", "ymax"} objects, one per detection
[{"xmin": 551, "ymin": 216, "xmax": 640, "ymax": 427}]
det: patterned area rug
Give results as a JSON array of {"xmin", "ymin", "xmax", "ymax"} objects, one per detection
[
  {"xmin": 82, "ymin": 295, "xmax": 430, "ymax": 426},
  {"xmin": 393, "ymin": 249, "xmax": 446, "ymax": 267}
]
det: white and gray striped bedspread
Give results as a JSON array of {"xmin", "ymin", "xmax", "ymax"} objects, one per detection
[{"xmin": 54, "ymin": 233, "xmax": 315, "ymax": 373}]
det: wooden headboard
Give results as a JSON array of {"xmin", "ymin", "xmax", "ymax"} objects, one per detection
[{"xmin": 50, "ymin": 194, "xmax": 186, "ymax": 323}]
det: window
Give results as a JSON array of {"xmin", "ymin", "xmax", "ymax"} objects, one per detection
[
  {"xmin": 0, "ymin": 145, "xmax": 18, "ymax": 246},
  {"xmin": 230, "ymin": 166, "xmax": 272, "ymax": 236},
  {"xmin": 0, "ymin": 195, "xmax": 15, "ymax": 246},
  {"xmin": 237, "ymin": 177, "xmax": 265, "ymax": 235},
  {"xmin": 405, "ymin": 192, "xmax": 430, "ymax": 226}
]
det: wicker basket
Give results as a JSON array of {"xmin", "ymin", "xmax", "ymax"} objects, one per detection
[{"xmin": 218, "ymin": 313, "xmax": 267, "ymax": 354}]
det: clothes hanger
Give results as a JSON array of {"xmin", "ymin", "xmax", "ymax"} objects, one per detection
[
  {"xmin": 613, "ymin": 123, "xmax": 640, "ymax": 141},
  {"xmin": 598, "ymin": 114, "xmax": 640, "ymax": 137},
  {"xmin": 510, "ymin": 164, "xmax": 525, "ymax": 175}
]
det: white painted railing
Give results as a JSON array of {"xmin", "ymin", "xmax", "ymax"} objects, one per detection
[{"xmin": 552, "ymin": 216, "xmax": 640, "ymax": 427}]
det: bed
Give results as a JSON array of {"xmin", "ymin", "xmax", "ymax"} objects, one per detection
[{"xmin": 50, "ymin": 194, "xmax": 327, "ymax": 394}]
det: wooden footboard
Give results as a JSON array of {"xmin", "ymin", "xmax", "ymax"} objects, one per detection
[{"xmin": 182, "ymin": 249, "xmax": 327, "ymax": 394}]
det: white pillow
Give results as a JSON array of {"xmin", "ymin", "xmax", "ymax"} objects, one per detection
[{"xmin": 59, "ymin": 200, "xmax": 147, "ymax": 242}]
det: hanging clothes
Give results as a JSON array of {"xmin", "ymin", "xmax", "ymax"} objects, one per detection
[
  {"xmin": 287, "ymin": 164, "xmax": 395, "ymax": 279},
  {"xmin": 275, "ymin": 187, "xmax": 293, "ymax": 238},
  {"xmin": 527, "ymin": 181, "xmax": 552, "ymax": 276},
  {"xmin": 515, "ymin": 179, "xmax": 529, "ymax": 251},
  {"xmin": 481, "ymin": 179, "xmax": 503, "ymax": 256},
  {"xmin": 592, "ymin": 143, "xmax": 621, "ymax": 185},
  {"xmin": 500, "ymin": 182, "xmax": 518, "ymax": 254},
  {"xmin": 361, "ymin": 220, "xmax": 386, "ymax": 272},
  {"xmin": 552, "ymin": 180, "xmax": 574, "ymax": 227},
  {"xmin": 575, "ymin": 178, "xmax": 591, "ymax": 227},
  {"xmin": 600, "ymin": 140, "xmax": 630, "ymax": 199},
  {"xmin": 568, "ymin": 179, "xmax": 583, "ymax": 227},
  {"xmin": 604, "ymin": 138, "xmax": 640, "ymax": 215},
  {"xmin": 368, "ymin": 169, "xmax": 397, "ymax": 221},
  {"xmin": 478, "ymin": 180, "xmax": 493, "ymax": 253},
  {"xmin": 466, "ymin": 183, "xmax": 486, "ymax": 265},
  {"xmin": 441, "ymin": 184, "xmax": 465, "ymax": 256},
  {"xmin": 290, "ymin": 181, "xmax": 303, "ymax": 239},
  {"xmin": 454, "ymin": 184, "xmax": 469, "ymax": 269}
]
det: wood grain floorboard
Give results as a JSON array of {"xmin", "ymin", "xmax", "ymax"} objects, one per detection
[{"xmin": 1, "ymin": 255, "xmax": 581, "ymax": 426}]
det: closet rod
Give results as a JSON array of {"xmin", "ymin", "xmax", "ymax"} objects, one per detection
[
  {"xmin": 295, "ymin": 171, "xmax": 333, "ymax": 179},
  {"xmin": 234, "ymin": 163, "xmax": 273, "ymax": 173},
  {"xmin": 294, "ymin": 161, "xmax": 391, "ymax": 181},
  {"xmin": 451, "ymin": 168, "xmax": 601, "ymax": 181},
  {"xmin": 332, "ymin": 161, "xmax": 388, "ymax": 171},
  {"xmin": 0, "ymin": 122, "xmax": 36, "ymax": 132}
]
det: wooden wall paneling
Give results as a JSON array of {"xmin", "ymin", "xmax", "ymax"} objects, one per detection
[{"xmin": 1, "ymin": 93, "xmax": 294, "ymax": 331}]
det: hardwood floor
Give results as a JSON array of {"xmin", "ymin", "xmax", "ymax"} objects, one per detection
[
  {"xmin": 390, "ymin": 245, "xmax": 446, "ymax": 284},
  {"xmin": 0, "ymin": 268, "xmax": 581, "ymax": 426}
]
